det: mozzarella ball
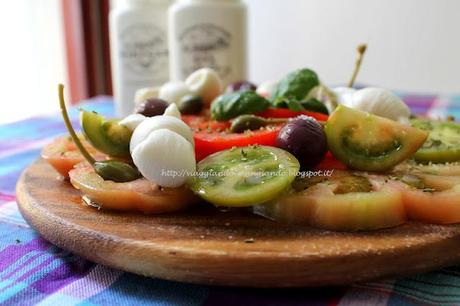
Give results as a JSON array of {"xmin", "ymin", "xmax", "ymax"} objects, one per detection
[
  {"xmin": 158, "ymin": 81, "xmax": 191, "ymax": 105},
  {"xmin": 163, "ymin": 103, "xmax": 181, "ymax": 119},
  {"xmin": 135, "ymin": 87, "xmax": 160, "ymax": 105},
  {"xmin": 185, "ymin": 68, "xmax": 223, "ymax": 106},
  {"xmin": 119, "ymin": 114, "xmax": 147, "ymax": 130},
  {"xmin": 332, "ymin": 87, "xmax": 356, "ymax": 107},
  {"xmin": 132, "ymin": 129, "xmax": 196, "ymax": 187},
  {"xmin": 130, "ymin": 116, "xmax": 194, "ymax": 153},
  {"xmin": 352, "ymin": 87, "xmax": 410, "ymax": 121},
  {"xmin": 256, "ymin": 80, "xmax": 278, "ymax": 98}
]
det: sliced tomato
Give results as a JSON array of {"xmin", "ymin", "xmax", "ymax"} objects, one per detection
[
  {"xmin": 257, "ymin": 108, "xmax": 329, "ymax": 122},
  {"xmin": 41, "ymin": 135, "xmax": 107, "ymax": 177},
  {"xmin": 398, "ymin": 185, "xmax": 460, "ymax": 224},
  {"xmin": 69, "ymin": 164, "xmax": 198, "ymax": 213},
  {"xmin": 413, "ymin": 162, "xmax": 460, "ymax": 176},
  {"xmin": 194, "ymin": 126, "xmax": 282, "ymax": 161},
  {"xmin": 181, "ymin": 115, "xmax": 231, "ymax": 131},
  {"xmin": 254, "ymin": 171, "xmax": 406, "ymax": 231},
  {"xmin": 393, "ymin": 173, "xmax": 460, "ymax": 224},
  {"xmin": 315, "ymin": 152, "xmax": 348, "ymax": 170},
  {"xmin": 421, "ymin": 174, "xmax": 460, "ymax": 191}
]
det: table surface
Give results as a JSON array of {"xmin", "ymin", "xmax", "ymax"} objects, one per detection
[{"xmin": 1, "ymin": 94, "xmax": 460, "ymax": 306}]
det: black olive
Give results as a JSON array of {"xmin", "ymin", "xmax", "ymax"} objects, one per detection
[
  {"xmin": 276, "ymin": 115, "xmax": 327, "ymax": 170},
  {"xmin": 226, "ymin": 81, "xmax": 257, "ymax": 93},
  {"xmin": 135, "ymin": 98, "xmax": 169, "ymax": 117}
]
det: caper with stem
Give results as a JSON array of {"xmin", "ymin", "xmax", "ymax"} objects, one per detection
[
  {"xmin": 230, "ymin": 115, "xmax": 287, "ymax": 133},
  {"xmin": 347, "ymin": 44, "xmax": 367, "ymax": 88},
  {"xmin": 58, "ymin": 84, "xmax": 140, "ymax": 182},
  {"xmin": 178, "ymin": 94, "xmax": 203, "ymax": 115},
  {"xmin": 93, "ymin": 160, "xmax": 141, "ymax": 182},
  {"xmin": 230, "ymin": 114, "xmax": 325, "ymax": 133}
]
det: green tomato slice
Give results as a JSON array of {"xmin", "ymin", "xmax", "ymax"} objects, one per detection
[
  {"xmin": 188, "ymin": 145, "xmax": 300, "ymax": 207},
  {"xmin": 325, "ymin": 105, "xmax": 428, "ymax": 171},
  {"xmin": 411, "ymin": 119, "xmax": 460, "ymax": 163},
  {"xmin": 80, "ymin": 110, "xmax": 132, "ymax": 158}
]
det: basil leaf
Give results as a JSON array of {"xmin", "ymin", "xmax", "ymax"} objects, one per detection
[
  {"xmin": 211, "ymin": 91, "xmax": 270, "ymax": 121},
  {"xmin": 286, "ymin": 99, "xmax": 304, "ymax": 112},
  {"xmin": 271, "ymin": 68, "xmax": 320, "ymax": 105},
  {"xmin": 272, "ymin": 97, "xmax": 304, "ymax": 111},
  {"xmin": 272, "ymin": 99, "xmax": 288, "ymax": 109},
  {"xmin": 300, "ymin": 98, "xmax": 329, "ymax": 115},
  {"xmin": 271, "ymin": 97, "xmax": 306, "ymax": 112}
]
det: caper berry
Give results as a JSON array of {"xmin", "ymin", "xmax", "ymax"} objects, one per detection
[
  {"xmin": 178, "ymin": 95, "xmax": 203, "ymax": 115},
  {"xmin": 230, "ymin": 115, "xmax": 287, "ymax": 133},
  {"xmin": 94, "ymin": 160, "xmax": 141, "ymax": 182},
  {"xmin": 59, "ymin": 84, "xmax": 140, "ymax": 183},
  {"xmin": 230, "ymin": 115, "xmax": 267, "ymax": 133}
]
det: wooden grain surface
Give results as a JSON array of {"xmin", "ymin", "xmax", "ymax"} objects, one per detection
[{"xmin": 16, "ymin": 158, "xmax": 460, "ymax": 287}]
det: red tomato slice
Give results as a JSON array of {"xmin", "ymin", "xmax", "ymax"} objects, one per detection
[
  {"xmin": 41, "ymin": 135, "xmax": 107, "ymax": 177},
  {"xmin": 194, "ymin": 127, "xmax": 282, "ymax": 161},
  {"xmin": 257, "ymin": 108, "xmax": 329, "ymax": 122},
  {"xmin": 69, "ymin": 164, "xmax": 198, "ymax": 213},
  {"xmin": 315, "ymin": 152, "xmax": 348, "ymax": 170}
]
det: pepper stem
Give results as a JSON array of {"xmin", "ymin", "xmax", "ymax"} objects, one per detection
[
  {"xmin": 58, "ymin": 84, "xmax": 96, "ymax": 165},
  {"xmin": 347, "ymin": 44, "xmax": 367, "ymax": 88}
]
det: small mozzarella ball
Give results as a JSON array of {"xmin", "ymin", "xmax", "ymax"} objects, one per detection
[
  {"xmin": 132, "ymin": 129, "xmax": 196, "ymax": 187},
  {"xmin": 256, "ymin": 80, "xmax": 278, "ymax": 98},
  {"xmin": 159, "ymin": 82, "xmax": 192, "ymax": 105},
  {"xmin": 130, "ymin": 116, "xmax": 194, "ymax": 153},
  {"xmin": 332, "ymin": 87, "xmax": 356, "ymax": 107},
  {"xmin": 351, "ymin": 87, "xmax": 411, "ymax": 121},
  {"xmin": 119, "ymin": 114, "xmax": 147, "ymax": 130},
  {"xmin": 135, "ymin": 87, "xmax": 160, "ymax": 105},
  {"xmin": 185, "ymin": 68, "xmax": 223, "ymax": 106},
  {"xmin": 163, "ymin": 103, "xmax": 181, "ymax": 119},
  {"xmin": 398, "ymin": 116, "xmax": 410, "ymax": 125}
]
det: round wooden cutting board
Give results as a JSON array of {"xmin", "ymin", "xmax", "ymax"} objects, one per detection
[{"xmin": 16, "ymin": 158, "xmax": 460, "ymax": 287}]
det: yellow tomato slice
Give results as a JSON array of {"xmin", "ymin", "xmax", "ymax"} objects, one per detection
[
  {"xmin": 254, "ymin": 171, "xmax": 406, "ymax": 231},
  {"xmin": 69, "ymin": 164, "xmax": 198, "ymax": 213}
]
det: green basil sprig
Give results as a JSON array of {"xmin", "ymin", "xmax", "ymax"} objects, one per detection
[
  {"xmin": 271, "ymin": 68, "xmax": 320, "ymax": 101},
  {"xmin": 271, "ymin": 68, "xmax": 320, "ymax": 107},
  {"xmin": 211, "ymin": 91, "xmax": 270, "ymax": 121},
  {"xmin": 300, "ymin": 98, "xmax": 329, "ymax": 115},
  {"xmin": 272, "ymin": 97, "xmax": 329, "ymax": 115}
]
